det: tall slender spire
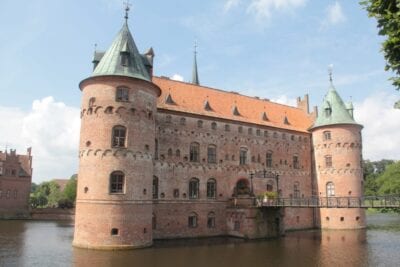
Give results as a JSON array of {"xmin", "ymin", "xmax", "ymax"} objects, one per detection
[
  {"xmin": 124, "ymin": 1, "xmax": 131, "ymax": 23},
  {"xmin": 192, "ymin": 41, "xmax": 200, "ymax": 85}
]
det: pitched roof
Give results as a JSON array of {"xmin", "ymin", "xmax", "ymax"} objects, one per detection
[
  {"xmin": 310, "ymin": 83, "xmax": 360, "ymax": 130},
  {"xmin": 92, "ymin": 22, "xmax": 151, "ymax": 81},
  {"xmin": 153, "ymin": 77, "xmax": 313, "ymax": 133}
]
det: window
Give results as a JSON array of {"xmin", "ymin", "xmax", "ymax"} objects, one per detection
[
  {"xmin": 153, "ymin": 176, "xmax": 159, "ymax": 199},
  {"xmin": 207, "ymin": 212, "xmax": 216, "ymax": 228},
  {"xmin": 323, "ymin": 131, "xmax": 331, "ymax": 140},
  {"xmin": 190, "ymin": 142, "xmax": 200, "ymax": 162},
  {"xmin": 225, "ymin": 124, "xmax": 230, "ymax": 132},
  {"xmin": 239, "ymin": 148, "xmax": 247, "ymax": 165},
  {"xmin": 327, "ymin": 182, "xmax": 335, "ymax": 196},
  {"xmin": 207, "ymin": 179, "xmax": 216, "ymax": 198},
  {"xmin": 110, "ymin": 171, "xmax": 124, "ymax": 193},
  {"xmin": 293, "ymin": 155, "xmax": 299, "ymax": 169},
  {"xmin": 112, "ymin": 126, "xmax": 126, "ymax": 147},
  {"xmin": 180, "ymin": 117, "xmax": 186, "ymax": 125},
  {"xmin": 188, "ymin": 212, "xmax": 198, "ymax": 228},
  {"xmin": 116, "ymin": 87, "xmax": 129, "ymax": 101},
  {"xmin": 189, "ymin": 178, "xmax": 199, "ymax": 199},
  {"xmin": 151, "ymin": 140, "xmax": 158, "ymax": 161},
  {"xmin": 266, "ymin": 151, "xmax": 273, "ymax": 167},
  {"xmin": 173, "ymin": 189, "xmax": 179, "ymax": 198},
  {"xmin": 211, "ymin": 122, "xmax": 217, "ymax": 130},
  {"xmin": 197, "ymin": 120, "xmax": 203, "ymax": 128},
  {"xmin": 325, "ymin": 155, "xmax": 332, "ymax": 168},
  {"xmin": 238, "ymin": 126, "xmax": 243, "ymax": 133},
  {"xmin": 294, "ymin": 182, "xmax": 300, "ymax": 198},
  {"xmin": 248, "ymin": 128, "xmax": 253, "ymax": 135},
  {"xmin": 207, "ymin": 145, "xmax": 217, "ymax": 164}
]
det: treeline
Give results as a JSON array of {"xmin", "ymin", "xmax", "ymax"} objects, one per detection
[
  {"xmin": 30, "ymin": 175, "xmax": 77, "ymax": 209},
  {"xmin": 363, "ymin": 159, "xmax": 400, "ymax": 196}
]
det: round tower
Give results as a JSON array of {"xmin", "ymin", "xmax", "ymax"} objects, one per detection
[
  {"xmin": 310, "ymin": 77, "xmax": 365, "ymax": 229},
  {"xmin": 73, "ymin": 13, "xmax": 160, "ymax": 249}
]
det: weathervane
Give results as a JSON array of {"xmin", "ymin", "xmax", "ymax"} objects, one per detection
[
  {"xmin": 328, "ymin": 64, "xmax": 333, "ymax": 83},
  {"xmin": 124, "ymin": 1, "xmax": 131, "ymax": 21}
]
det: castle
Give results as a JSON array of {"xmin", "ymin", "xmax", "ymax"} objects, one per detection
[
  {"xmin": 73, "ymin": 10, "xmax": 365, "ymax": 249},
  {"xmin": 0, "ymin": 148, "xmax": 32, "ymax": 219}
]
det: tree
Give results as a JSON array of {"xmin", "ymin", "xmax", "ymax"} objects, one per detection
[
  {"xmin": 376, "ymin": 161, "xmax": 400, "ymax": 195},
  {"xmin": 361, "ymin": 0, "xmax": 400, "ymax": 107}
]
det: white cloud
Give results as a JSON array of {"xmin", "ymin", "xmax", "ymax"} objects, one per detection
[
  {"xmin": 321, "ymin": 1, "xmax": 346, "ymax": 28},
  {"xmin": 271, "ymin": 95, "xmax": 297, "ymax": 107},
  {"xmin": 354, "ymin": 92, "xmax": 400, "ymax": 161},
  {"xmin": 0, "ymin": 97, "xmax": 80, "ymax": 183},
  {"xmin": 246, "ymin": 0, "xmax": 307, "ymax": 21},
  {"xmin": 171, "ymin": 74, "xmax": 184, "ymax": 82},
  {"xmin": 224, "ymin": 0, "xmax": 241, "ymax": 13}
]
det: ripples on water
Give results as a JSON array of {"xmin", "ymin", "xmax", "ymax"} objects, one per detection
[{"xmin": 0, "ymin": 214, "xmax": 399, "ymax": 267}]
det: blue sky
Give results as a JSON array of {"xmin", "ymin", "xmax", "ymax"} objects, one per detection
[{"xmin": 0, "ymin": 0, "xmax": 399, "ymax": 182}]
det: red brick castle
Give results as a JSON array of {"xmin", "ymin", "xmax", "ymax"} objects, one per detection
[{"xmin": 73, "ymin": 10, "xmax": 365, "ymax": 249}]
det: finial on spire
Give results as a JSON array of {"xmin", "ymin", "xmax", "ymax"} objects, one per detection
[
  {"xmin": 124, "ymin": 1, "xmax": 131, "ymax": 22},
  {"xmin": 192, "ymin": 40, "xmax": 200, "ymax": 85},
  {"xmin": 328, "ymin": 64, "xmax": 333, "ymax": 83}
]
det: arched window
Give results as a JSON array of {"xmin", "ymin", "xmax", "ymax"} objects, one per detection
[
  {"xmin": 265, "ymin": 151, "xmax": 272, "ymax": 168},
  {"xmin": 189, "ymin": 178, "xmax": 199, "ymax": 199},
  {"xmin": 207, "ymin": 212, "xmax": 216, "ymax": 228},
  {"xmin": 293, "ymin": 182, "xmax": 300, "ymax": 198},
  {"xmin": 325, "ymin": 155, "xmax": 332, "ymax": 168},
  {"xmin": 112, "ymin": 126, "xmax": 126, "ymax": 147},
  {"xmin": 153, "ymin": 176, "xmax": 159, "ymax": 199},
  {"xmin": 207, "ymin": 179, "xmax": 216, "ymax": 198},
  {"xmin": 211, "ymin": 122, "xmax": 217, "ymax": 130},
  {"xmin": 110, "ymin": 171, "xmax": 124, "ymax": 193},
  {"xmin": 239, "ymin": 147, "xmax": 247, "ymax": 165},
  {"xmin": 326, "ymin": 182, "xmax": 335, "ymax": 197},
  {"xmin": 188, "ymin": 212, "xmax": 198, "ymax": 228},
  {"xmin": 190, "ymin": 142, "xmax": 200, "ymax": 162},
  {"xmin": 207, "ymin": 145, "xmax": 217, "ymax": 164},
  {"xmin": 293, "ymin": 155, "xmax": 299, "ymax": 169},
  {"xmin": 116, "ymin": 87, "xmax": 129, "ymax": 102}
]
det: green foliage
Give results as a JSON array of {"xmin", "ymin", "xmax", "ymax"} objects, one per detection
[
  {"xmin": 361, "ymin": 0, "xmax": 400, "ymax": 91},
  {"xmin": 62, "ymin": 176, "xmax": 77, "ymax": 203},
  {"xmin": 29, "ymin": 174, "xmax": 77, "ymax": 209},
  {"xmin": 376, "ymin": 161, "xmax": 400, "ymax": 195}
]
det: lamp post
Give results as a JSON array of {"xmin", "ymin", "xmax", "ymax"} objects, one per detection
[{"xmin": 250, "ymin": 172, "xmax": 254, "ymax": 196}]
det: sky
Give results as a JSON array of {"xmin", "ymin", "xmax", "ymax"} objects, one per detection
[{"xmin": 0, "ymin": 0, "xmax": 399, "ymax": 183}]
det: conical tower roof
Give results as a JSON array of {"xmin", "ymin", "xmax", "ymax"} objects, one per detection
[
  {"xmin": 310, "ymin": 82, "xmax": 361, "ymax": 130},
  {"xmin": 92, "ymin": 22, "xmax": 151, "ymax": 81}
]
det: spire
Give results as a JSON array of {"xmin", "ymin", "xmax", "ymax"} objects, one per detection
[
  {"xmin": 91, "ymin": 4, "xmax": 151, "ymax": 82},
  {"xmin": 192, "ymin": 41, "xmax": 200, "ymax": 85},
  {"xmin": 310, "ymin": 70, "xmax": 361, "ymax": 130}
]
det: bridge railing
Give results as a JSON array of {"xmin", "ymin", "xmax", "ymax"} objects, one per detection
[{"xmin": 253, "ymin": 195, "xmax": 400, "ymax": 208}]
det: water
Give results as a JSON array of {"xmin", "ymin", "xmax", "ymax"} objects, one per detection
[{"xmin": 1, "ymin": 214, "xmax": 400, "ymax": 267}]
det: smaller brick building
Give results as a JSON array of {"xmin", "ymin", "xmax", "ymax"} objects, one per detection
[{"xmin": 0, "ymin": 148, "xmax": 32, "ymax": 218}]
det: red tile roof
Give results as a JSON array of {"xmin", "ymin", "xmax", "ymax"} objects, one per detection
[{"xmin": 153, "ymin": 77, "xmax": 313, "ymax": 133}]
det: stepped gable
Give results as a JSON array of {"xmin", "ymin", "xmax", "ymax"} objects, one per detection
[{"xmin": 153, "ymin": 76, "xmax": 313, "ymax": 132}]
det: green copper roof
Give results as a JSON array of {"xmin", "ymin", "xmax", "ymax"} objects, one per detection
[
  {"xmin": 92, "ymin": 22, "xmax": 151, "ymax": 81},
  {"xmin": 311, "ymin": 82, "xmax": 360, "ymax": 129}
]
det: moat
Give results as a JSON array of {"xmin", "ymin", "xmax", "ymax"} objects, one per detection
[{"xmin": 1, "ymin": 213, "xmax": 399, "ymax": 267}]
